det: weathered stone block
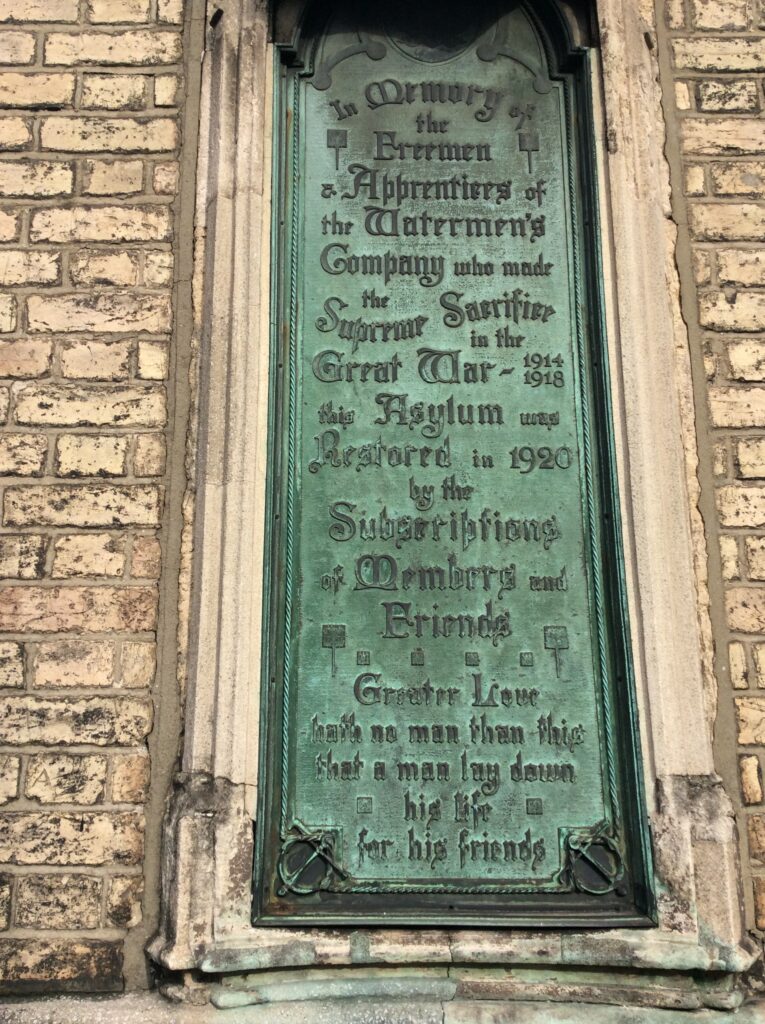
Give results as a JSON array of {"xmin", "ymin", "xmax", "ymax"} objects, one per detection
[
  {"xmin": 14, "ymin": 384, "xmax": 166, "ymax": 427},
  {"xmin": 81, "ymin": 75, "xmax": 146, "ymax": 111},
  {"xmin": 4, "ymin": 484, "xmax": 162, "ymax": 528},
  {"xmin": 0, "ymin": 73, "xmax": 74, "ymax": 109},
  {"xmin": 730, "ymin": 640, "xmax": 749, "ymax": 688},
  {"xmin": 719, "ymin": 534, "xmax": 740, "ymax": 579},
  {"xmin": 144, "ymin": 250, "xmax": 173, "ymax": 286},
  {"xmin": 0, "ymin": 811, "xmax": 144, "ymax": 866},
  {"xmin": 131, "ymin": 535, "xmax": 161, "ymax": 578},
  {"xmin": 0, "ymin": 160, "xmax": 73, "ymax": 198},
  {"xmin": 708, "ymin": 387, "xmax": 765, "ymax": 426},
  {"xmin": 700, "ymin": 291, "xmax": 765, "ymax": 331},
  {"xmin": 52, "ymin": 533, "xmax": 126, "ymax": 579},
  {"xmin": 44, "ymin": 30, "xmax": 182, "ymax": 66},
  {"xmin": 133, "ymin": 433, "xmax": 166, "ymax": 476},
  {"xmin": 40, "ymin": 117, "xmax": 177, "ymax": 154},
  {"xmin": 33, "ymin": 640, "xmax": 114, "ymax": 689},
  {"xmin": 111, "ymin": 751, "xmax": 149, "ymax": 803},
  {"xmin": 0, "ymin": 756, "xmax": 20, "ymax": 804},
  {"xmin": 737, "ymin": 696, "xmax": 765, "ymax": 744},
  {"xmin": 121, "ymin": 642, "xmax": 156, "ymax": 688},
  {"xmin": 28, "ymin": 293, "xmax": 171, "ymax": 334},
  {"xmin": 0, "ymin": 643, "xmax": 23, "ymax": 688},
  {"xmin": 0, "ymin": 251, "xmax": 60, "ymax": 287},
  {"xmin": 154, "ymin": 74, "xmax": 179, "ymax": 106},
  {"xmin": 682, "ymin": 118, "xmax": 765, "ymax": 154},
  {"xmin": 70, "ymin": 250, "xmax": 139, "ymax": 287},
  {"xmin": 690, "ymin": 202, "xmax": 765, "ymax": 240},
  {"xmin": 750, "ymin": 815, "xmax": 765, "ymax": 866},
  {"xmin": 82, "ymin": 159, "xmax": 143, "ymax": 196},
  {"xmin": 106, "ymin": 875, "xmax": 143, "ymax": 928},
  {"xmin": 697, "ymin": 80, "xmax": 759, "ymax": 112},
  {"xmin": 87, "ymin": 0, "xmax": 151, "ymax": 22},
  {"xmin": 0, "ymin": 535, "xmax": 47, "ymax": 579},
  {"xmin": 0, "ymin": 586, "xmax": 157, "ymax": 632},
  {"xmin": 0, "ymin": 294, "xmax": 17, "ymax": 332},
  {"xmin": 718, "ymin": 249, "xmax": 765, "ymax": 286},
  {"xmin": 720, "ymin": 485, "xmax": 765, "ymax": 528},
  {"xmin": 26, "ymin": 754, "xmax": 107, "ymax": 805},
  {"xmin": 740, "ymin": 755, "xmax": 764, "ymax": 805},
  {"xmin": 690, "ymin": 0, "xmax": 749, "ymax": 30},
  {"xmin": 59, "ymin": 340, "xmax": 131, "ymax": 380},
  {"xmin": 673, "ymin": 38, "xmax": 765, "ymax": 71},
  {"xmin": 728, "ymin": 340, "xmax": 765, "ymax": 380},
  {"xmin": 55, "ymin": 435, "xmax": 129, "ymax": 477},
  {"xmin": 748, "ymin": 537, "xmax": 765, "ymax": 580},
  {"xmin": 0, "ymin": 116, "xmax": 31, "ymax": 149},
  {"xmin": 0, "ymin": 939, "xmax": 121, "ymax": 994},
  {"xmin": 0, "ymin": 338, "xmax": 53, "ymax": 377},
  {"xmin": 137, "ymin": 340, "xmax": 168, "ymax": 379},
  {"xmin": 30, "ymin": 204, "xmax": 170, "ymax": 243},
  {"xmin": 152, "ymin": 161, "xmax": 178, "ymax": 195},
  {"xmin": 1, "ymin": 0, "xmax": 78, "ymax": 20},
  {"xmin": 0, "ymin": 33, "xmax": 35, "ymax": 65},
  {"xmin": 727, "ymin": 588, "xmax": 765, "ymax": 633},
  {"xmin": 737, "ymin": 438, "xmax": 765, "ymax": 479},
  {"xmin": 0, "ymin": 434, "xmax": 47, "ymax": 476},
  {"xmin": 15, "ymin": 875, "xmax": 101, "ymax": 930},
  {"xmin": 712, "ymin": 160, "xmax": 765, "ymax": 196},
  {"xmin": 0, "ymin": 208, "xmax": 20, "ymax": 241},
  {"xmin": 158, "ymin": 0, "xmax": 183, "ymax": 23},
  {"xmin": 0, "ymin": 696, "xmax": 152, "ymax": 746}
]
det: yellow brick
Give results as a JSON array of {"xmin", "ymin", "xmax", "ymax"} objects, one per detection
[
  {"xmin": 0, "ymin": 535, "xmax": 47, "ymax": 579},
  {"xmin": 0, "ymin": 160, "xmax": 73, "ymax": 198},
  {"xmin": 81, "ymin": 74, "xmax": 146, "ymax": 111},
  {"xmin": 0, "ymin": 116, "xmax": 31, "ymax": 149},
  {"xmin": 0, "ymin": 209, "xmax": 20, "ymax": 241},
  {"xmin": 144, "ymin": 251, "xmax": 173, "ymax": 286},
  {"xmin": 0, "ymin": 586, "xmax": 157, "ymax": 633},
  {"xmin": 0, "ymin": 73, "xmax": 74, "ymax": 109},
  {"xmin": 682, "ymin": 118, "xmax": 765, "ymax": 156},
  {"xmin": 40, "ymin": 116, "xmax": 177, "ymax": 153},
  {"xmin": 0, "ymin": 295, "xmax": 18, "ymax": 332},
  {"xmin": 737, "ymin": 438, "xmax": 765, "ymax": 478},
  {"xmin": 158, "ymin": 0, "xmax": 183, "ymax": 23},
  {"xmin": 111, "ymin": 751, "xmax": 149, "ymax": 803},
  {"xmin": 0, "ymin": 755, "xmax": 19, "ymax": 803},
  {"xmin": 711, "ymin": 161, "xmax": 765, "ymax": 196},
  {"xmin": 0, "ymin": 434, "xmax": 47, "ymax": 476},
  {"xmin": 690, "ymin": 0, "xmax": 749, "ymax": 30},
  {"xmin": 33, "ymin": 640, "xmax": 114, "ymax": 689},
  {"xmin": 0, "ymin": 33, "xmax": 35, "ymax": 65},
  {"xmin": 737, "ymin": 696, "xmax": 765, "ymax": 743},
  {"xmin": 727, "ymin": 588, "xmax": 765, "ymax": 633},
  {"xmin": 131, "ymin": 535, "xmax": 161, "ymax": 578},
  {"xmin": 70, "ymin": 250, "xmax": 139, "ymax": 287},
  {"xmin": 673, "ymin": 38, "xmax": 765, "ymax": 71},
  {"xmin": 55, "ymin": 434, "xmax": 129, "ymax": 477},
  {"xmin": 133, "ymin": 433, "xmax": 165, "ymax": 476},
  {"xmin": 0, "ymin": 643, "xmax": 24, "ymax": 688},
  {"xmin": 26, "ymin": 753, "xmax": 107, "ymax": 805},
  {"xmin": 697, "ymin": 80, "xmax": 759, "ymax": 112},
  {"xmin": 717, "ymin": 485, "xmax": 765, "ymax": 527},
  {"xmin": 4, "ymin": 484, "xmax": 162, "ymax": 528},
  {"xmin": 87, "ymin": 0, "xmax": 151, "ymax": 23},
  {"xmin": 154, "ymin": 74, "xmax": 178, "ymax": 106},
  {"xmin": 740, "ymin": 755, "xmax": 763, "ymax": 804},
  {"xmin": 691, "ymin": 202, "xmax": 765, "ymax": 240},
  {"xmin": 729, "ymin": 341, "xmax": 765, "ymax": 381},
  {"xmin": 121, "ymin": 641, "xmax": 155, "ymax": 688},
  {"xmin": 1, "ymin": 0, "xmax": 78, "ymax": 19},
  {"xmin": 52, "ymin": 534, "xmax": 126, "ymax": 579},
  {"xmin": 137, "ymin": 340, "xmax": 169, "ymax": 380},
  {"xmin": 700, "ymin": 292, "xmax": 765, "ymax": 331},
  {"xmin": 59, "ymin": 339, "xmax": 131, "ymax": 380},
  {"xmin": 14, "ymin": 384, "xmax": 165, "ymax": 427},
  {"xmin": 0, "ymin": 251, "xmax": 60, "ymax": 287},
  {"xmin": 152, "ymin": 161, "xmax": 178, "ymax": 195},
  {"xmin": 31, "ymin": 205, "xmax": 170, "ymax": 243},
  {"xmin": 730, "ymin": 640, "xmax": 749, "ymax": 688},
  {"xmin": 44, "ymin": 30, "xmax": 181, "ymax": 66},
  {"xmin": 27, "ymin": 293, "xmax": 171, "ymax": 334},
  {"xmin": 0, "ymin": 338, "xmax": 53, "ymax": 377},
  {"xmin": 82, "ymin": 159, "xmax": 143, "ymax": 196},
  {"xmin": 720, "ymin": 534, "xmax": 740, "ymax": 579}
]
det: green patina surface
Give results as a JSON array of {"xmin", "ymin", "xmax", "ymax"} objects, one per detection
[{"xmin": 256, "ymin": 0, "xmax": 653, "ymax": 927}]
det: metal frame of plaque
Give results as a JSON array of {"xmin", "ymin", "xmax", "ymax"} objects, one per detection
[{"xmin": 254, "ymin": 0, "xmax": 656, "ymax": 928}]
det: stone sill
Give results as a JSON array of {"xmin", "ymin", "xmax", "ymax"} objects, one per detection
[{"xmin": 4, "ymin": 994, "xmax": 765, "ymax": 1024}]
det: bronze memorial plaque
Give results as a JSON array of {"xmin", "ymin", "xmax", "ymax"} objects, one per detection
[{"xmin": 255, "ymin": 0, "xmax": 654, "ymax": 926}]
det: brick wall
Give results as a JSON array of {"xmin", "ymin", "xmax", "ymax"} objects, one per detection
[
  {"xmin": 0, "ymin": 0, "xmax": 182, "ymax": 994},
  {"xmin": 666, "ymin": 0, "xmax": 765, "ymax": 935}
]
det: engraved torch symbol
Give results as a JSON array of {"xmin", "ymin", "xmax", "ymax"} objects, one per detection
[{"xmin": 322, "ymin": 624, "xmax": 346, "ymax": 677}]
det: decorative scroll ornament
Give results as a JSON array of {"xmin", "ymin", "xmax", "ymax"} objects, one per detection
[
  {"xmin": 561, "ymin": 823, "xmax": 627, "ymax": 896},
  {"xmin": 277, "ymin": 823, "xmax": 346, "ymax": 896}
]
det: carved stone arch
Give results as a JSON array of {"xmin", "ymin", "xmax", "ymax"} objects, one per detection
[{"xmin": 149, "ymin": 0, "xmax": 758, "ymax": 1008}]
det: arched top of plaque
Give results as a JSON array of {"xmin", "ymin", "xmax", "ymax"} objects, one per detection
[{"xmin": 277, "ymin": 0, "xmax": 591, "ymax": 95}]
